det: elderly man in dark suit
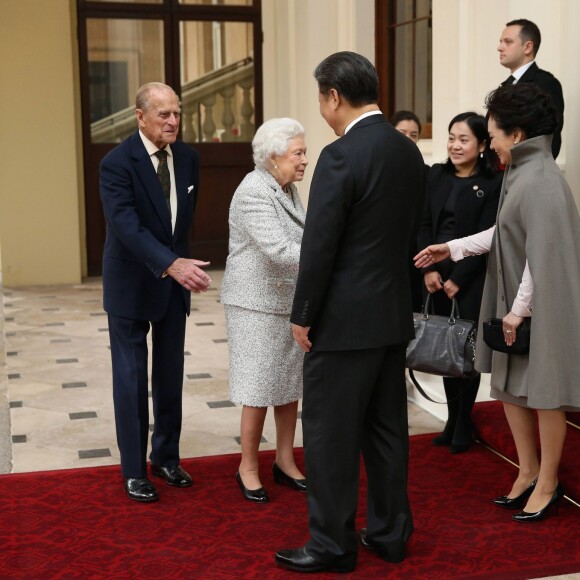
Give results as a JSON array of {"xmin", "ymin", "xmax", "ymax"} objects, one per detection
[
  {"xmin": 498, "ymin": 18, "xmax": 564, "ymax": 158},
  {"xmin": 100, "ymin": 82, "xmax": 211, "ymax": 503},
  {"xmin": 275, "ymin": 52, "xmax": 426, "ymax": 573}
]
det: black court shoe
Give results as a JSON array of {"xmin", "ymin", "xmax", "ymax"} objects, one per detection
[
  {"xmin": 492, "ymin": 477, "xmax": 538, "ymax": 510},
  {"xmin": 236, "ymin": 471, "xmax": 269, "ymax": 503},
  {"xmin": 512, "ymin": 484, "xmax": 564, "ymax": 523},
  {"xmin": 273, "ymin": 462, "xmax": 307, "ymax": 492}
]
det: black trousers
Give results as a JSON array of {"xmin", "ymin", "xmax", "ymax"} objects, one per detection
[
  {"xmin": 302, "ymin": 344, "xmax": 413, "ymax": 564},
  {"xmin": 108, "ymin": 281, "xmax": 186, "ymax": 478}
]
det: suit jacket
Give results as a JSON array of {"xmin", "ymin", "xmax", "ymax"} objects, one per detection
[
  {"xmin": 100, "ymin": 131, "xmax": 200, "ymax": 321},
  {"xmin": 417, "ymin": 164, "xmax": 501, "ymax": 319},
  {"xmin": 220, "ymin": 168, "xmax": 305, "ymax": 315},
  {"xmin": 291, "ymin": 114, "xmax": 426, "ymax": 351},
  {"xmin": 518, "ymin": 62, "xmax": 564, "ymax": 158}
]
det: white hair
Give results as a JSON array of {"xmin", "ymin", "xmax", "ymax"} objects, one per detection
[{"xmin": 252, "ymin": 118, "xmax": 305, "ymax": 170}]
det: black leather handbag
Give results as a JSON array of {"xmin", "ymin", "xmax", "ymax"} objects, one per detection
[
  {"xmin": 482, "ymin": 318, "xmax": 530, "ymax": 355},
  {"xmin": 482, "ymin": 224, "xmax": 531, "ymax": 356},
  {"xmin": 406, "ymin": 295, "xmax": 477, "ymax": 379}
]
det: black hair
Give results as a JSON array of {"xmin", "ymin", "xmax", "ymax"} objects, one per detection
[
  {"xmin": 390, "ymin": 110, "xmax": 422, "ymax": 134},
  {"xmin": 506, "ymin": 18, "xmax": 541, "ymax": 56},
  {"xmin": 314, "ymin": 51, "xmax": 379, "ymax": 107},
  {"xmin": 485, "ymin": 83, "xmax": 557, "ymax": 139},
  {"xmin": 444, "ymin": 112, "xmax": 499, "ymax": 178}
]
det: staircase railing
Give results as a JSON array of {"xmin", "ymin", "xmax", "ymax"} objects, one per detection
[{"xmin": 90, "ymin": 57, "xmax": 254, "ymax": 144}]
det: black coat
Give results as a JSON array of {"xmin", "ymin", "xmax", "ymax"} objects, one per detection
[
  {"xmin": 518, "ymin": 62, "xmax": 564, "ymax": 158},
  {"xmin": 291, "ymin": 115, "xmax": 426, "ymax": 351},
  {"xmin": 417, "ymin": 164, "xmax": 501, "ymax": 321}
]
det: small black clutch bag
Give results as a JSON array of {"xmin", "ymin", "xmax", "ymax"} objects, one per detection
[{"xmin": 482, "ymin": 318, "xmax": 531, "ymax": 355}]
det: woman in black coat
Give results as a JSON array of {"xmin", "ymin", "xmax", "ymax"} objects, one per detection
[{"xmin": 417, "ymin": 112, "xmax": 501, "ymax": 453}]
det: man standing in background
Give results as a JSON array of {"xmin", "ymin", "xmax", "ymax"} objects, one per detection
[{"xmin": 498, "ymin": 18, "xmax": 564, "ymax": 158}]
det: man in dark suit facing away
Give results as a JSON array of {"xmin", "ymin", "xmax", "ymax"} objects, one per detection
[
  {"xmin": 275, "ymin": 52, "xmax": 426, "ymax": 573},
  {"xmin": 100, "ymin": 82, "xmax": 212, "ymax": 503},
  {"xmin": 498, "ymin": 18, "xmax": 564, "ymax": 158}
]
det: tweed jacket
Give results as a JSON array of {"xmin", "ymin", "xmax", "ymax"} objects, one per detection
[
  {"xmin": 221, "ymin": 168, "xmax": 305, "ymax": 315},
  {"xmin": 475, "ymin": 135, "xmax": 580, "ymax": 409}
]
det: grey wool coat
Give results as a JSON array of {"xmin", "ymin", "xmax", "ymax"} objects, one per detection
[
  {"xmin": 220, "ymin": 168, "xmax": 306, "ymax": 314},
  {"xmin": 475, "ymin": 135, "xmax": 580, "ymax": 410}
]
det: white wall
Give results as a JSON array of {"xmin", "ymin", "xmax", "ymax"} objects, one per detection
[
  {"xmin": 262, "ymin": 0, "xmax": 375, "ymax": 204},
  {"xmin": 431, "ymin": 0, "xmax": 579, "ymax": 206},
  {"xmin": 263, "ymin": 0, "xmax": 579, "ymax": 207}
]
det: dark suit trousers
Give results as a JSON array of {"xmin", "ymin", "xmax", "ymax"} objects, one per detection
[
  {"xmin": 108, "ymin": 281, "xmax": 186, "ymax": 478},
  {"xmin": 302, "ymin": 344, "xmax": 414, "ymax": 563}
]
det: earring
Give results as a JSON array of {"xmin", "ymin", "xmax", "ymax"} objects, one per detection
[
  {"xmin": 274, "ymin": 164, "xmax": 278, "ymax": 169},
  {"xmin": 514, "ymin": 139, "xmax": 519, "ymax": 144},
  {"xmin": 480, "ymin": 152, "xmax": 484, "ymax": 158}
]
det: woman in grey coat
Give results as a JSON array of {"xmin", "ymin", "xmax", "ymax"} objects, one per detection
[
  {"xmin": 221, "ymin": 118, "xmax": 308, "ymax": 503},
  {"xmin": 415, "ymin": 83, "xmax": 580, "ymax": 523}
]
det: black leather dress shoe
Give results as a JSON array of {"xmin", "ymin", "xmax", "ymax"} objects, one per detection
[
  {"xmin": 272, "ymin": 462, "xmax": 307, "ymax": 492},
  {"xmin": 493, "ymin": 477, "xmax": 537, "ymax": 509},
  {"xmin": 236, "ymin": 471, "xmax": 269, "ymax": 503},
  {"xmin": 449, "ymin": 441, "xmax": 471, "ymax": 454},
  {"xmin": 359, "ymin": 528, "xmax": 406, "ymax": 563},
  {"xmin": 124, "ymin": 477, "xmax": 159, "ymax": 502},
  {"xmin": 275, "ymin": 547, "xmax": 355, "ymax": 573},
  {"xmin": 151, "ymin": 464, "xmax": 193, "ymax": 488},
  {"xmin": 431, "ymin": 432, "xmax": 452, "ymax": 446}
]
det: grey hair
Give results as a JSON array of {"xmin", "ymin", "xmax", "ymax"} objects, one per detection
[
  {"xmin": 252, "ymin": 118, "xmax": 305, "ymax": 170},
  {"xmin": 136, "ymin": 82, "xmax": 178, "ymax": 111}
]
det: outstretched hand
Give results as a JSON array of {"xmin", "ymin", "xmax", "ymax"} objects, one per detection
[
  {"xmin": 414, "ymin": 244, "xmax": 451, "ymax": 269},
  {"xmin": 167, "ymin": 258, "xmax": 212, "ymax": 293}
]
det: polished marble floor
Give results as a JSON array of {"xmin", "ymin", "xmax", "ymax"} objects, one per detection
[
  {"xmin": 1, "ymin": 272, "xmax": 578, "ymax": 580},
  {"xmin": 0, "ymin": 270, "xmax": 444, "ymax": 475}
]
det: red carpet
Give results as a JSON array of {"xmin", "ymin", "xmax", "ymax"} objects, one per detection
[{"xmin": 1, "ymin": 434, "xmax": 579, "ymax": 579}]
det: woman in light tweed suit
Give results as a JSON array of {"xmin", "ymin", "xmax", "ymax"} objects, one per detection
[{"xmin": 221, "ymin": 118, "xmax": 308, "ymax": 503}]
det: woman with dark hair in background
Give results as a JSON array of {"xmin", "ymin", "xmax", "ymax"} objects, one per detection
[
  {"xmin": 391, "ymin": 110, "xmax": 422, "ymax": 144},
  {"xmin": 417, "ymin": 112, "xmax": 501, "ymax": 453},
  {"xmin": 415, "ymin": 83, "xmax": 580, "ymax": 521}
]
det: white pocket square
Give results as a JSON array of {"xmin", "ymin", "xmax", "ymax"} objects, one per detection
[{"xmin": 187, "ymin": 185, "xmax": 195, "ymax": 194}]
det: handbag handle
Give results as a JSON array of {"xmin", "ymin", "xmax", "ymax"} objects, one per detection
[{"xmin": 422, "ymin": 294, "xmax": 461, "ymax": 325}]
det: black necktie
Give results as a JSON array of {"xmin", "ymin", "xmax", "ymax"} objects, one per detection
[
  {"xmin": 502, "ymin": 75, "xmax": 515, "ymax": 87},
  {"xmin": 154, "ymin": 149, "xmax": 171, "ymax": 211}
]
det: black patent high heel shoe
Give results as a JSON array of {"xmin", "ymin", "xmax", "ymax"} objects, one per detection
[
  {"xmin": 512, "ymin": 484, "xmax": 564, "ymax": 522},
  {"xmin": 493, "ymin": 477, "xmax": 538, "ymax": 509},
  {"xmin": 273, "ymin": 462, "xmax": 307, "ymax": 492},
  {"xmin": 236, "ymin": 471, "xmax": 269, "ymax": 503}
]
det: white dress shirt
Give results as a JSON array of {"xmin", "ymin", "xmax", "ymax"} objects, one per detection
[
  {"xmin": 139, "ymin": 130, "xmax": 177, "ymax": 233},
  {"xmin": 344, "ymin": 110, "xmax": 383, "ymax": 134},
  {"xmin": 509, "ymin": 61, "xmax": 535, "ymax": 83}
]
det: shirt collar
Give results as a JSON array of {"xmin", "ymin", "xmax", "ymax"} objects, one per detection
[
  {"xmin": 344, "ymin": 110, "xmax": 382, "ymax": 134},
  {"xmin": 511, "ymin": 61, "xmax": 535, "ymax": 81},
  {"xmin": 139, "ymin": 130, "xmax": 173, "ymax": 158}
]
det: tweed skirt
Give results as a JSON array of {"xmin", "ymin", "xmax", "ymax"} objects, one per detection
[{"xmin": 224, "ymin": 304, "xmax": 303, "ymax": 407}]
